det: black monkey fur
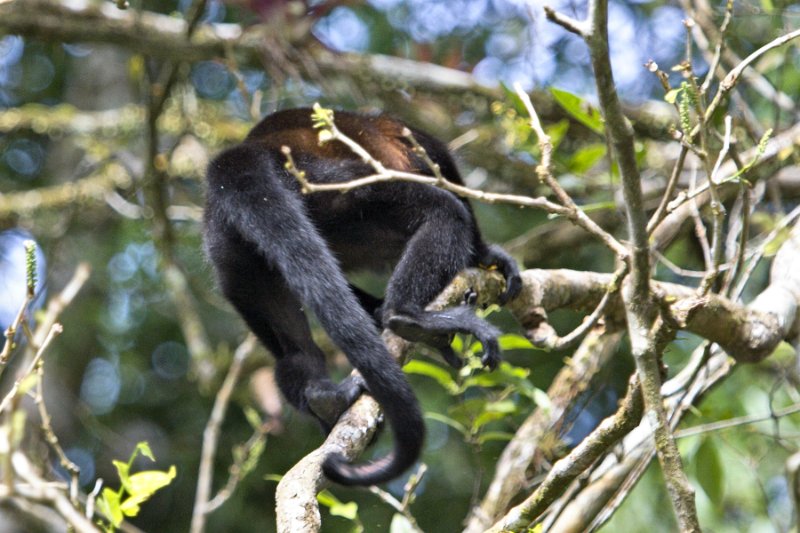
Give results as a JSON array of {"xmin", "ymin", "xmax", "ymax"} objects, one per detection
[{"xmin": 203, "ymin": 108, "xmax": 521, "ymax": 486}]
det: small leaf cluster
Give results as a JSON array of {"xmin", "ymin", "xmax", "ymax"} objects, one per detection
[
  {"xmin": 405, "ymin": 325, "xmax": 548, "ymax": 445},
  {"xmin": 96, "ymin": 441, "xmax": 177, "ymax": 532}
]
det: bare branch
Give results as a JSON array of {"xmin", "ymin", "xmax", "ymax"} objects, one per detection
[
  {"xmin": 484, "ymin": 375, "xmax": 643, "ymax": 532},
  {"xmin": 191, "ymin": 335, "xmax": 258, "ymax": 533}
]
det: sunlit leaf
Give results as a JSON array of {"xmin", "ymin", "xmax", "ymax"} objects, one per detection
[
  {"xmin": 133, "ymin": 441, "xmax": 156, "ymax": 462},
  {"xmin": 318, "ymin": 490, "xmax": 359, "ymax": 520},
  {"xmin": 120, "ymin": 466, "xmax": 177, "ymax": 517},
  {"xmin": 500, "ymin": 82, "xmax": 527, "ymax": 115},
  {"xmin": 403, "ymin": 360, "xmax": 458, "ymax": 393},
  {"xmin": 425, "ymin": 412, "xmax": 468, "ymax": 436},
  {"xmin": 330, "ymin": 501, "xmax": 359, "ymax": 520},
  {"xmin": 546, "ymin": 119, "xmax": 570, "ymax": 150},
  {"xmin": 477, "ymin": 431, "xmax": 515, "ymax": 444},
  {"xmin": 664, "ymin": 88, "xmax": 681, "ymax": 104},
  {"xmin": 98, "ymin": 488, "xmax": 123, "ymax": 527},
  {"xmin": 473, "ymin": 399, "xmax": 518, "ymax": 429},
  {"xmin": 569, "ymin": 143, "xmax": 607, "ymax": 174},
  {"xmin": 550, "ymin": 87, "xmax": 604, "ymax": 135},
  {"xmin": 498, "ymin": 333, "xmax": 535, "ymax": 351},
  {"xmin": 390, "ymin": 513, "xmax": 416, "ymax": 533},
  {"xmin": 112, "ymin": 460, "xmax": 131, "ymax": 491}
]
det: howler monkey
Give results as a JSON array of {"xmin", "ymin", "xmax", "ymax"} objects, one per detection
[{"xmin": 204, "ymin": 108, "xmax": 521, "ymax": 486}]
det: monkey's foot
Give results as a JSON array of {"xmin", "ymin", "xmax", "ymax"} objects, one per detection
[
  {"xmin": 305, "ymin": 375, "xmax": 366, "ymax": 432},
  {"xmin": 386, "ymin": 306, "xmax": 502, "ymax": 370}
]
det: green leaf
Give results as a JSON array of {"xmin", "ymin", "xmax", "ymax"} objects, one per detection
[
  {"xmin": 120, "ymin": 466, "xmax": 177, "ymax": 517},
  {"xmin": 545, "ymin": 119, "xmax": 570, "ymax": 150},
  {"xmin": 425, "ymin": 412, "xmax": 468, "ymax": 436},
  {"xmin": 472, "ymin": 399, "xmax": 518, "ymax": 429},
  {"xmin": 98, "ymin": 487, "xmax": 124, "ymax": 527},
  {"xmin": 403, "ymin": 360, "xmax": 458, "ymax": 393},
  {"xmin": 664, "ymin": 88, "xmax": 681, "ymax": 104},
  {"xmin": 477, "ymin": 431, "xmax": 515, "ymax": 444},
  {"xmin": 239, "ymin": 437, "xmax": 266, "ymax": 476},
  {"xmin": 390, "ymin": 513, "xmax": 416, "ymax": 533},
  {"xmin": 330, "ymin": 501, "xmax": 359, "ymax": 520},
  {"xmin": 695, "ymin": 437, "xmax": 724, "ymax": 505},
  {"xmin": 532, "ymin": 389, "xmax": 552, "ymax": 411},
  {"xmin": 316, "ymin": 490, "xmax": 339, "ymax": 508},
  {"xmin": 243, "ymin": 406, "xmax": 263, "ymax": 430},
  {"xmin": 569, "ymin": 143, "xmax": 607, "ymax": 174},
  {"xmin": 498, "ymin": 333, "xmax": 535, "ymax": 351},
  {"xmin": 450, "ymin": 334, "xmax": 464, "ymax": 353},
  {"xmin": 500, "ymin": 82, "xmax": 528, "ymax": 115},
  {"xmin": 112, "ymin": 460, "xmax": 131, "ymax": 492},
  {"xmin": 132, "ymin": 441, "xmax": 156, "ymax": 463},
  {"xmin": 769, "ymin": 341, "xmax": 795, "ymax": 362},
  {"xmin": 550, "ymin": 87, "xmax": 604, "ymax": 135},
  {"xmin": 126, "ymin": 466, "xmax": 177, "ymax": 496},
  {"xmin": 317, "ymin": 490, "xmax": 359, "ymax": 520}
]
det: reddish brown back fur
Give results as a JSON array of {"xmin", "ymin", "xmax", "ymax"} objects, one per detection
[{"xmin": 245, "ymin": 108, "xmax": 412, "ymax": 172}]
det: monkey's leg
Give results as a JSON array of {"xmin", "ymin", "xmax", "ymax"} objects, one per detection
[
  {"xmin": 382, "ymin": 217, "xmax": 502, "ymax": 370},
  {"xmin": 220, "ymin": 257, "xmax": 364, "ymax": 432}
]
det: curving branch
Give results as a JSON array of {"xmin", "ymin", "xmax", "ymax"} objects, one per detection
[{"xmin": 274, "ymin": 268, "xmax": 508, "ymax": 533}]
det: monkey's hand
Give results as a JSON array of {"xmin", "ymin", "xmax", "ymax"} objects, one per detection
[
  {"xmin": 305, "ymin": 375, "xmax": 366, "ymax": 433},
  {"xmin": 480, "ymin": 244, "xmax": 522, "ymax": 304},
  {"xmin": 386, "ymin": 306, "xmax": 502, "ymax": 370}
]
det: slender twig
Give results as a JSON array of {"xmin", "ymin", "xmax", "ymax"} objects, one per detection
[
  {"xmin": 11, "ymin": 453, "xmax": 100, "ymax": 533},
  {"xmin": 722, "ymin": 187, "xmax": 751, "ymax": 298},
  {"xmin": 698, "ymin": 115, "xmax": 733, "ymax": 294},
  {"xmin": 484, "ymin": 376, "xmax": 643, "ymax": 532},
  {"xmin": 35, "ymin": 361, "xmax": 81, "ymax": 506},
  {"xmin": 654, "ymin": 250, "xmax": 729, "ymax": 279},
  {"xmin": 733, "ymin": 204, "xmax": 800, "ymax": 301},
  {"xmin": 688, "ymin": 163, "xmax": 712, "ymax": 271},
  {"xmin": 190, "ymin": 334, "xmax": 258, "ymax": 533},
  {"xmin": 699, "ymin": 0, "xmax": 734, "ymax": 95},
  {"xmin": 0, "ymin": 292, "xmax": 31, "ymax": 365},
  {"xmin": 282, "ymin": 121, "xmax": 627, "ymax": 258},
  {"xmin": 368, "ymin": 464, "xmax": 427, "ymax": 533},
  {"xmin": 647, "ymin": 145, "xmax": 689, "ymax": 234},
  {"xmin": 203, "ymin": 424, "xmax": 270, "ymax": 513},
  {"xmin": 401, "ymin": 128, "xmax": 445, "ymax": 182},
  {"xmin": 514, "ymin": 83, "xmax": 628, "ymax": 259},
  {"xmin": 675, "ymin": 401, "xmax": 800, "ymax": 439},
  {"xmin": 527, "ymin": 264, "xmax": 627, "ymax": 352},
  {"xmin": 705, "ymin": 28, "xmax": 800, "ymax": 124}
]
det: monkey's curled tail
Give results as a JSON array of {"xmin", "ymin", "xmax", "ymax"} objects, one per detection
[{"xmin": 207, "ymin": 145, "xmax": 424, "ymax": 486}]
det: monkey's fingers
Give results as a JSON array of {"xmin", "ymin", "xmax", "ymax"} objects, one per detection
[
  {"xmin": 478, "ymin": 336, "xmax": 501, "ymax": 371},
  {"xmin": 499, "ymin": 272, "xmax": 523, "ymax": 305}
]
